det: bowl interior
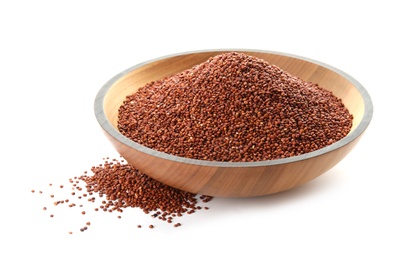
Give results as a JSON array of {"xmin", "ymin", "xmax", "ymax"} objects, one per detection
[{"xmin": 103, "ymin": 51, "xmax": 366, "ymax": 137}]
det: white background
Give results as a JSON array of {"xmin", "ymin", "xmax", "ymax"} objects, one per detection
[{"xmin": 1, "ymin": 1, "xmax": 402, "ymax": 259}]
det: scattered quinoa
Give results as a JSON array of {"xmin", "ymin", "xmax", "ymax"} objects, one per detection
[{"xmin": 33, "ymin": 157, "xmax": 213, "ymax": 233}]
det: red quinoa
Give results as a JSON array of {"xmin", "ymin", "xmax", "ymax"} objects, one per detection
[
  {"xmin": 79, "ymin": 159, "xmax": 210, "ymax": 219},
  {"xmin": 118, "ymin": 52, "xmax": 353, "ymax": 162},
  {"xmin": 33, "ymin": 157, "xmax": 213, "ymax": 233}
]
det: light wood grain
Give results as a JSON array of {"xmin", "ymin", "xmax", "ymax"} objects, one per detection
[{"xmin": 95, "ymin": 50, "xmax": 373, "ymax": 197}]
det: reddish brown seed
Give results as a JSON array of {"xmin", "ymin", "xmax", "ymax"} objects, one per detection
[
  {"xmin": 78, "ymin": 159, "xmax": 213, "ymax": 225},
  {"xmin": 34, "ymin": 156, "xmax": 214, "ymax": 233},
  {"xmin": 31, "ymin": 190, "xmax": 35, "ymax": 193},
  {"xmin": 86, "ymin": 222, "xmax": 91, "ymax": 226},
  {"xmin": 50, "ymin": 214, "xmax": 54, "ymax": 218},
  {"xmin": 117, "ymin": 52, "xmax": 352, "ymax": 162},
  {"xmin": 69, "ymin": 231, "xmax": 73, "ymax": 234}
]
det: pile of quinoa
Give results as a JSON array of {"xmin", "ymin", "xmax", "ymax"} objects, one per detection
[
  {"xmin": 80, "ymin": 158, "xmax": 212, "ymax": 218},
  {"xmin": 118, "ymin": 52, "xmax": 353, "ymax": 162}
]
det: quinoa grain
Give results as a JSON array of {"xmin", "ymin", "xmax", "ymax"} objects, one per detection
[
  {"xmin": 79, "ymin": 159, "xmax": 212, "ymax": 223},
  {"xmin": 118, "ymin": 52, "xmax": 353, "ymax": 162},
  {"xmin": 33, "ymin": 157, "xmax": 213, "ymax": 233}
]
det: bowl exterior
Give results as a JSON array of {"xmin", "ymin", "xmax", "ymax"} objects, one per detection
[{"xmin": 101, "ymin": 127, "xmax": 364, "ymax": 197}]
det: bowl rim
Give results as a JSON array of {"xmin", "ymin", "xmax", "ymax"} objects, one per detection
[{"xmin": 94, "ymin": 49, "xmax": 373, "ymax": 168}]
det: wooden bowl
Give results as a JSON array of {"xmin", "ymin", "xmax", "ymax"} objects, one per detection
[{"xmin": 94, "ymin": 49, "xmax": 373, "ymax": 197}]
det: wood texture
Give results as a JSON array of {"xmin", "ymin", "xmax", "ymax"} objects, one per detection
[{"xmin": 95, "ymin": 50, "xmax": 373, "ymax": 197}]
